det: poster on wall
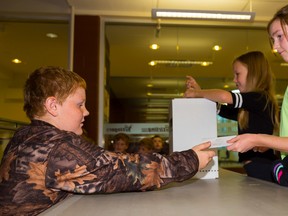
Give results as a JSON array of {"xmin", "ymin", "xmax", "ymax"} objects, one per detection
[
  {"xmin": 104, "ymin": 123, "xmax": 169, "ymax": 135},
  {"xmin": 104, "ymin": 123, "xmax": 169, "ymax": 153}
]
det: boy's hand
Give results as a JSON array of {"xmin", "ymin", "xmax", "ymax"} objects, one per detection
[{"xmin": 192, "ymin": 142, "xmax": 216, "ymax": 170}]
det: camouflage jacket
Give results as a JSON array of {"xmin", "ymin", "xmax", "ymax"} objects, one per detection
[{"xmin": 0, "ymin": 120, "xmax": 199, "ymax": 216}]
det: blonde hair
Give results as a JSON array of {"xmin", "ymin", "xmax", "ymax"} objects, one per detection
[
  {"xmin": 267, "ymin": 5, "xmax": 288, "ymax": 44},
  {"xmin": 234, "ymin": 51, "xmax": 279, "ymax": 132}
]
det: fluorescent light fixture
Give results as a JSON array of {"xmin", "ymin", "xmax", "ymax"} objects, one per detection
[
  {"xmin": 145, "ymin": 116, "xmax": 168, "ymax": 120},
  {"xmin": 148, "ymin": 60, "xmax": 213, "ymax": 67},
  {"xmin": 280, "ymin": 63, "xmax": 288, "ymax": 67},
  {"xmin": 147, "ymin": 92, "xmax": 183, "ymax": 98},
  {"xmin": 146, "ymin": 108, "xmax": 169, "ymax": 114},
  {"xmin": 147, "ymin": 83, "xmax": 153, "ymax": 87},
  {"xmin": 152, "ymin": 9, "xmax": 255, "ymax": 21}
]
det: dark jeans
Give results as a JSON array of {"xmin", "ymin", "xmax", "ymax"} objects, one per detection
[{"xmin": 244, "ymin": 157, "xmax": 275, "ymax": 182}]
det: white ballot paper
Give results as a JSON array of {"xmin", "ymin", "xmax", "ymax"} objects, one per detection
[{"xmin": 203, "ymin": 135, "xmax": 236, "ymax": 148}]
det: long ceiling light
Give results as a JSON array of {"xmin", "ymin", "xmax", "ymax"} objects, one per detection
[
  {"xmin": 280, "ymin": 63, "xmax": 288, "ymax": 67},
  {"xmin": 147, "ymin": 92, "xmax": 183, "ymax": 98},
  {"xmin": 151, "ymin": 9, "xmax": 255, "ymax": 22},
  {"xmin": 148, "ymin": 60, "xmax": 213, "ymax": 67}
]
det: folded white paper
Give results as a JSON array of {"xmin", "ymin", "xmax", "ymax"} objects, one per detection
[{"xmin": 203, "ymin": 136, "xmax": 236, "ymax": 148}]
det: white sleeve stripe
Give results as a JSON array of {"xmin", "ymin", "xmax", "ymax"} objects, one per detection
[
  {"xmin": 234, "ymin": 93, "xmax": 239, "ymax": 108},
  {"xmin": 234, "ymin": 93, "xmax": 243, "ymax": 108}
]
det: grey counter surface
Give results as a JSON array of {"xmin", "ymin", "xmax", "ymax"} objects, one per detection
[{"xmin": 39, "ymin": 169, "xmax": 288, "ymax": 216}]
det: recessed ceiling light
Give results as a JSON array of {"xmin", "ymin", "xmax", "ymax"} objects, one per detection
[
  {"xmin": 12, "ymin": 58, "xmax": 22, "ymax": 64},
  {"xmin": 150, "ymin": 44, "xmax": 159, "ymax": 50},
  {"xmin": 148, "ymin": 61, "xmax": 157, "ymax": 66},
  {"xmin": 46, "ymin": 33, "xmax": 58, "ymax": 38},
  {"xmin": 201, "ymin": 62, "xmax": 210, "ymax": 66},
  {"xmin": 212, "ymin": 45, "xmax": 222, "ymax": 51}
]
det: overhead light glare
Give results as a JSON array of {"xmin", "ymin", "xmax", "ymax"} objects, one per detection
[{"xmin": 152, "ymin": 9, "xmax": 255, "ymax": 22}]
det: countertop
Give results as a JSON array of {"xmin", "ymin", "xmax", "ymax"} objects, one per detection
[{"xmin": 39, "ymin": 168, "xmax": 288, "ymax": 216}]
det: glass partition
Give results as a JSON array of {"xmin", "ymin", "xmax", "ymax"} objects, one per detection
[
  {"xmin": 104, "ymin": 22, "xmax": 287, "ymax": 171},
  {"xmin": 0, "ymin": 19, "xmax": 70, "ymax": 160},
  {"xmin": 0, "ymin": 20, "xmax": 69, "ymax": 122}
]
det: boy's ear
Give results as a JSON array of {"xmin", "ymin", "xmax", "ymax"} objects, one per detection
[{"xmin": 45, "ymin": 96, "xmax": 58, "ymax": 116}]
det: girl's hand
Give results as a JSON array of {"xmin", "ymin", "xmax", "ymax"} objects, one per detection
[
  {"xmin": 186, "ymin": 76, "xmax": 201, "ymax": 90},
  {"xmin": 226, "ymin": 134, "xmax": 258, "ymax": 153}
]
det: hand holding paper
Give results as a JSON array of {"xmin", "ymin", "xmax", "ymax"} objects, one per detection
[{"xmin": 203, "ymin": 136, "xmax": 236, "ymax": 148}]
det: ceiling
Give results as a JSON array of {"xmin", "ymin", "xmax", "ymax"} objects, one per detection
[{"xmin": 1, "ymin": 0, "xmax": 288, "ymax": 123}]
